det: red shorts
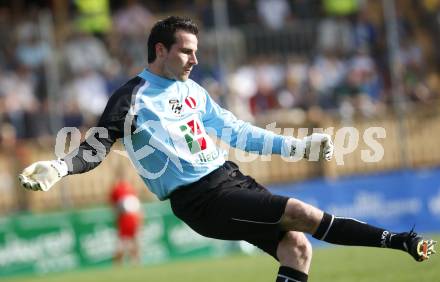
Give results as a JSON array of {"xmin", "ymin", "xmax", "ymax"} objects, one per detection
[{"xmin": 118, "ymin": 213, "xmax": 141, "ymax": 238}]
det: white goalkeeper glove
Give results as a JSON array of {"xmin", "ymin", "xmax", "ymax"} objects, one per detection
[
  {"xmin": 304, "ymin": 133, "xmax": 334, "ymax": 161},
  {"xmin": 286, "ymin": 133, "xmax": 334, "ymax": 161},
  {"xmin": 18, "ymin": 159, "xmax": 69, "ymax": 191}
]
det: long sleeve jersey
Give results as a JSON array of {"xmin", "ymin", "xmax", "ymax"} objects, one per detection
[{"xmin": 64, "ymin": 69, "xmax": 292, "ymax": 200}]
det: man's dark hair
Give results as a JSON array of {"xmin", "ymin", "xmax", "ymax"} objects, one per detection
[{"xmin": 147, "ymin": 16, "xmax": 199, "ymax": 63}]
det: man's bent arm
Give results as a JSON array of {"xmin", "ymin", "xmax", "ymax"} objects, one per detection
[
  {"xmin": 63, "ymin": 128, "xmax": 119, "ymax": 174},
  {"xmin": 63, "ymin": 77, "xmax": 142, "ymax": 174}
]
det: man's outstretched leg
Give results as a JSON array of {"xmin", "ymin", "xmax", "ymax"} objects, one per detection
[
  {"xmin": 276, "ymin": 231, "xmax": 312, "ymax": 282},
  {"xmin": 280, "ymin": 198, "xmax": 436, "ymax": 262}
]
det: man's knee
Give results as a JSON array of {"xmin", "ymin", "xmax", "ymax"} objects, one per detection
[
  {"xmin": 280, "ymin": 198, "xmax": 323, "ymax": 233},
  {"xmin": 277, "ymin": 231, "xmax": 313, "ymax": 266}
]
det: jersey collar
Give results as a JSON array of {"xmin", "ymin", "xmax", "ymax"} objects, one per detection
[{"xmin": 138, "ymin": 68, "xmax": 177, "ymax": 88}]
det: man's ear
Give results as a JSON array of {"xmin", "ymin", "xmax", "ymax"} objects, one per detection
[{"xmin": 155, "ymin": 43, "xmax": 167, "ymax": 59}]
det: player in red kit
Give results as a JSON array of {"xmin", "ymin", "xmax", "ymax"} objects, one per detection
[{"xmin": 110, "ymin": 178, "xmax": 142, "ymax": 265}]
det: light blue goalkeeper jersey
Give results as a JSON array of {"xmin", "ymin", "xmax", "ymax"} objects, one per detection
[
  {"xmin": 124, "ymin": 69, "xmax": 290, "ymax": 199},
  {"xmin": 68, "ymin": 69, "xmax": 290, "ymax": 200}
]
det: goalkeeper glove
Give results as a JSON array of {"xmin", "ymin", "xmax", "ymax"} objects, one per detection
[
  {"xmin": 285, "ymin": 133, "xmax": 334, "ymax": 161},
  {"xmin": 304, "ymin": 133, "xmax": 334, "ymax": 161},
  {"xmin": 18, "ymin": 159, "xmax": 68, "ymax": 191}
]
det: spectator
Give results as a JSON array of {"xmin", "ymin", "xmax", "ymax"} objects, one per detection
[
  {"xmin": 227, "ymin": 63, "xmax": 258, "ymax": 121},
  {"xmin": 62, "ymin": 69, "xmax": 109, "ymax": 127},
  {"xmin": 249, "ymin": 77, "xmax": 280, "ymax": 116},
  {"xmin": 112, "ymin": 0, "xmax": 154, "ymax": 36},
  {"xmin": 277, "ymin": 57, "xmax": 309, "ymax": 110},
  {"xmin": 351, "ymin": 8, "xmax": 378, "ymax": 51},
  {"xmin": 0, "ymin": 65, "xmax": 39, "ymax": 139},
  {"xmin": 227, "ymin": 0, "xmax": 259, "ymax": 27},
  {"xmin": 0, "ymin": 6, "xmax": 13, "ymax": 69},
  {"xmin": 111, "ymin": 0, "xmax": 154, "ymax": 72},
  {"xmin": 15, "ymin": 25, "xmax": 51, "ymax": 72},
  {"xmin": 64, "ymin": 31, "xmax": 112, "ymax": 74},
  {"xmin": 322, "ymin": 0, "xmax": 359, "ymax": 16},
  {"xmin": 256, "ymin": 0, "xmax": 292, "ymax": 30},
  {"xmin": 350, "ymin": 48, "xmax": 383, "ymax": 102},
  {"xmin": 309, "ymin": 52, "xmax": 347, "ymax": 109},
  {"xmin": 317, "ymin": 17, "xmax": 354, "ymax": 53},
  {"xmin": 73, "ymin": 0, "xmax": 112, "ymax": 36},
  {"xmin": 14, "ymin": 13, "xmax": 52, "ymax": 102}
]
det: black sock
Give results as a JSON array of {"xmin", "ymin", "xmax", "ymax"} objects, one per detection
[
  {"xmin": 276, "ymin": 266, "xmax": 308, "ymax": 282},
  {"xmin": 312, "ymin": 212, "xmax": 401, "ymax": 248},
  {"xmin": 383, "ymin": 230, "xmax": 410, "ymax": 251}
]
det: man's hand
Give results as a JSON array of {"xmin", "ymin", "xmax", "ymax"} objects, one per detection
[
  {"xmin": 18, "ymin": 160, "xmax": 68, "ymax": 191},
  {"xmin": 303, "ymin": 133, "xmax": 334, "ymax": 161},
  {"xmin": 285, "ymin": 133, "xmax": 334, "ymax": 161}
]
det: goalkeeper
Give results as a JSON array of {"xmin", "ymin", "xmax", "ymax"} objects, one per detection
[{"xmin": 19, "ymin": 16, "xmax": 435, "ymax": 282}]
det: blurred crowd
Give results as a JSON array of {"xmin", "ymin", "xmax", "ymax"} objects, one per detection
[
  {"xmin": 226, "ymin": 0, "xmax": 440, "ymax": 123},
  {"xmin": 0, "ymin": 0, "xmax": 439, "ymax": 147}
]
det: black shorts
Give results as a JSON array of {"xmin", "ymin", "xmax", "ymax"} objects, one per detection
[{"xmin": 169, "ymin": 161, "xmax": 289, "ymax": 259}]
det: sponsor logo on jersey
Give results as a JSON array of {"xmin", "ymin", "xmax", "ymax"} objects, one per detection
[
  {"xmin": 169, "ymin": 98, "xmax": 183, "ymax": 116},
  {"xmin": 180, "ymin": 120, "xmax": 207, "ymax": 154},
  {"xmin": 185, "ymin": 96, "xmax": 197, "ymax": 109},
  {"xmin": 168, "ymin": 115, "xmax": 221, "ymax": 165}
]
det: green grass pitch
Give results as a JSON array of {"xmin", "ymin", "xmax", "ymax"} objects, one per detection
[{"xmin": 9, "ymin": 239, "xmax": 439, "ymax": 282}]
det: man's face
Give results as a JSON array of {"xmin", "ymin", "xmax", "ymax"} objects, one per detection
[{"xmin": 161, "ymin": 30, "xmax": 198, "ymax": 81}]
